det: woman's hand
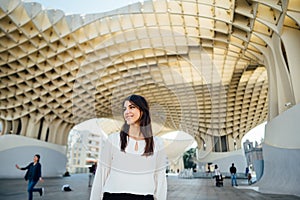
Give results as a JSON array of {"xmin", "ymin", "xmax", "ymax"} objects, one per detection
[{"xmin": 15, "ymin": 164, "xmax": 20, "ymax": 169}]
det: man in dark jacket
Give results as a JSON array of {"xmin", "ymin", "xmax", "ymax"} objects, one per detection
[
  {"xmin": 229, "ymin": 163, "xmax": 238, "ymax": 186},
  {"xmin": 88, "ymin": 162, "xmax": 97, "ymax": 187},
  {"xmin": 16, "ymin": 154, "xmax": 44, "ymax": 200}
]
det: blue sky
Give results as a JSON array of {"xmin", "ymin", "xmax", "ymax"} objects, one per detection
[
  {"xmin": 241, "ymin": 122, "xmax": 266, "ymax": 145},
  {"xmin": 23, "ymin": 0, "xmax": 140, "ymax": 14}
]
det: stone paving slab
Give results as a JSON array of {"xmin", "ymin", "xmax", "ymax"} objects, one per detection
[{"xmin": 0, "ymin": 173, "xmax": 299, "ymax": 200}]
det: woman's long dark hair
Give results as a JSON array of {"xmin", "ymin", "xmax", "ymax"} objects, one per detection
[{"xmin": 120, "ymin": 94, "xmax": 154, "ymax": 156}]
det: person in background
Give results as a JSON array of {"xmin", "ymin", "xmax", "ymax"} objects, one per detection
[
  {"xmin": 247, "ymin": 172, "xmax": 252, "ymax": 185},
  {"xmin": 245, "ymin": 167, "xmax": 249, "ymax": 177},
  {"xmin": 229, "ymin": 163, "xmax": 238, "ymax": 186},
  {"xmin": 214, "ymin": 164, "xmax": 220, "ymax": 177},
  {"xmin": 88, "ymin": 162, "xmax": 97, "ymax": 187},
  {"xmin": 16, "ymin": 154, "xmax": 44, "ymax": 200},
  {"xmin": 214, "ymin": 164, "xmax": 223, "ymax": 187},
  {"xmin": 90, "ymin": 94, "xmax": 167, "ymax": 200}
]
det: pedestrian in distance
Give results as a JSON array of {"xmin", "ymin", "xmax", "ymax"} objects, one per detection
[
  {"xmin": 90, "ymin": 94, "xmax": 167, "ymax": 200},
  {"xmin": 16, "ymin": 154, "xmax": 44, "ymax": 200},
  {"xmin": 229, "ymin": 163, "xmax": 238, "ymax": 186},
  {"xmin": 247, "ymin": 172, "xmax": 252, "ymax": 185},
  {"xmin": 88, "ymin": 162, "xmax": 97, "ymax": 187},
  {"xmin": 214, "ymin": 164, "xmax": 223, "ymax": 187},
  {"xmin": 245, "ymin": 167, "xmax": 249, "ymax": 177}
]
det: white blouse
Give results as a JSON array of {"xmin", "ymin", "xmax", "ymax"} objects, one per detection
[{"xmin": 90, "ymin": 133, "xmax": 167, "ymax": 200}]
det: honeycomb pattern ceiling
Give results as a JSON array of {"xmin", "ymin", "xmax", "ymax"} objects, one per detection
[{"xmin": 0, "ymin": 0, "xmax": 298, "ymax": 147}]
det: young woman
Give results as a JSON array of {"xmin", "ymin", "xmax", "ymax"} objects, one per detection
[
  {"xmin": 214, "ymin": 164, "xmax": 223, "ymax": 187},
  {"xmin": 16, "ymin": 154, "xmax": 44, "ymax": 200},
  {"xmin": 90, "ymin": 94, "xmax": 167, "ymax": 200}
]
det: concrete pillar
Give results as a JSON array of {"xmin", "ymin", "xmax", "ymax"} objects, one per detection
[
  {"xmin": 194, "ymin": 135, "xmax": 203, "ymax": 151},
  {"xmin": 257, "ymin": 103, "xmax": 300, "ymax": 196},
  {"xmin": 48, "ymin": 119, "xmax": 69, "ymax": 145},
  {"xmin": 0, "ymin": 118, "xmax": 4, "ymax": 135},
  {"xmin": 55, "ymin": 122, "xmax": 68, "ymax": 145},
  {"xmin": 208, "ymin": 135, "xmax": 215, "ymax": 153},
  {"xmin": 11, "ymin": 119, "xmax": 20, "ymax": 135},
  {"xmin": 3, "ymin": 120, "xmax": 12, "ymax": 134},
  {"xmin": 40, "ymin": 120, "xmax": 49, "ymax": 142},
  {"xmin": 48, "ymin": 119, "xmax": 63, "ymax": 144},
  {"xmin": 25, "ymin": 116, "xmax": 39, "ymax": 139},
  {"xmin": 227, "ymin": 135, "xmax": 236, "ymax": 151},
  {"xmin": 235, "ymin": 137, "xmax": 242, "ymax": 150},
  {"xmin": 20, "ymin": 116, "xmax": 29, "ymax": 136},
  {"xmin": 281, "ymin": 27, "xmax": 300, "ymax": 104},
  {"xmin": 261, "ymin": 33, "xmax": 295, "ymax": 120},
  {"xmin": 62, "ymin": 123, "xmax": 73, "ymax": 145}
]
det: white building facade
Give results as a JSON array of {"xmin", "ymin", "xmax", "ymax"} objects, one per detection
[{"xmin": 67, "ymin": 130, "xmax": 101, "ymax": 173}]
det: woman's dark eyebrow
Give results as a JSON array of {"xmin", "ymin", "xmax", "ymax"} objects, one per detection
[{"xmin": 123, "ymin": 103, "xmax": 134, "ymax": 109}]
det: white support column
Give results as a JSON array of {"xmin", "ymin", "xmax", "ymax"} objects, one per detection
[
  {"xmin": 20, "ymin": 116, "xmax": 29, "ymax": 136},
  {"xmin": 40, "ymin": 123, "xmax": 48, "ymax": 141},
  {"xmin": 48, "ymin": 119, "xmax": 63, "ymax": 144},
  {"xmin": 0, "ymin": 118, "xmax": 4, "ymax": 135},
  {"xmin": 271, "ymin": 36, "xmax": 294, "ymax": 115},
  {"xmin": 281, "ymin": 27, "xmax": 300, "ymax": 104},
  {"xmin": 227, "ymin": 136, "xmax": 236, "ymax": 151},
  {"xmin": 257, "ymin": 103, "xmax": 300, "ymax": 196},
  {"xmin": 3, "ymin": 120, "xmax": 12, "ymax": 134},
  {"xmin": 204, "ymin": 135, "xmax": 214, "ymax": 153},
  {"xmin": 62, "ymin": 123, "xmax": 73, "ymax": 145},
  {"xmin": 11, "ymin": 119, "xmax": 20, "ymax": 135},
  {"xmin": 234, "ymin": 137, "xmax": 242, "ymax": 150},
  {"xmin": 260, "ymin": 33, "xmax": 295, "ymax": 120},
  {"xmin": 55, "ymin": 122, "xmax": 68, "ymax": 145},
  {"xmin": 25, "ymin": 116, "xmax": 39, "ymax": 139}
]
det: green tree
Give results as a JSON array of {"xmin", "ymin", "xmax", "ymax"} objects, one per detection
[{"xmin": 183, "ymin": 148, "xmax": 197, "ymax": 169}]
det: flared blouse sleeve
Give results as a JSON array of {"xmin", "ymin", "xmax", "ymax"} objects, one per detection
[
  {"xmin": 154, "ymin": 137, "xmax": 168, "ymax": 200},
  {"xmin": 89, "ymin": 135, "xmax": 113, "ymax": 200}
]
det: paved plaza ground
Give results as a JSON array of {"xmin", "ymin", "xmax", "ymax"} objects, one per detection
[{"xmin": 1, "ymin": 173, "xmax": 299, "ymax": 200}]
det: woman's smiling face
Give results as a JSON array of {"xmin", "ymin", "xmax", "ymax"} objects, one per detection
[{"xmin": 123, "ymin": 100, "xmax": 142, "ymax": 125}]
